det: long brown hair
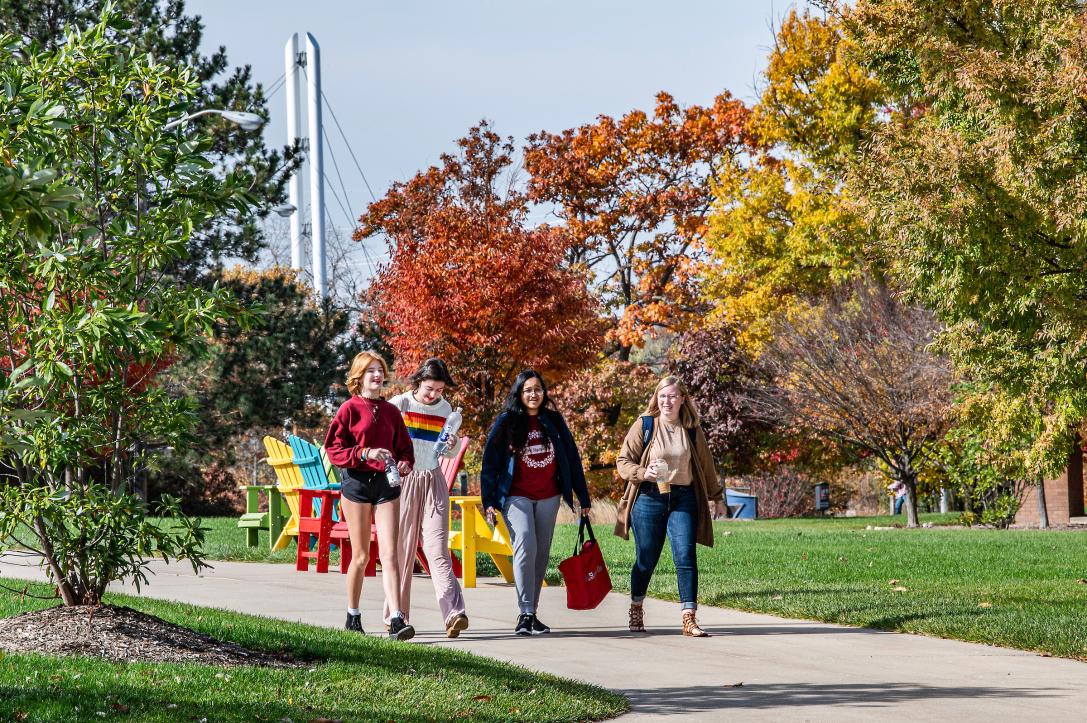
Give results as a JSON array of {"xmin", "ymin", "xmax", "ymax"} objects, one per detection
[{"xmin": 643, "ymin": 375, "xmax": 701, "ymax": 429}]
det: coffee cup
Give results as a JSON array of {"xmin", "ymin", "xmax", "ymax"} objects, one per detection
[{"xmin": 653, "ymin": 459, "xmax": 670, "ymax": 494}]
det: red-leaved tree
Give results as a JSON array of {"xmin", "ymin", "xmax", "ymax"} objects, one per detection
[
  {"xmin": 357, "ymin": 123, "xmax": 603, "ymax": 433},
  {"xmin": 525, "ymin": 91, "xmax": 754, "ymax": 355}
]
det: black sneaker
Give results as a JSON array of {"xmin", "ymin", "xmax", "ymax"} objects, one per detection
[
  {"xmin": 388, "ymin": 615, "xmax": 415, "ymax": 641},
  {"xmin": 345, "ymin": 613, "xmax": 364, "ymax": 633},
  {"xmin": 530, "ymin": 614, "xmax": 551, "ymax": 635},
  {"xmin": 514, "ymin": 613, "xmax": 533, "ymax": 635}
]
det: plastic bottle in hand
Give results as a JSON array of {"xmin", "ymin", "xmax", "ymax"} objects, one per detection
[
  {"xmin": 434, "ymin": 407, "xmax": 463, "ymax": 458},
  {"xmin": 385, "ymin": 457, "xmax": 402, "ymax": 487}
]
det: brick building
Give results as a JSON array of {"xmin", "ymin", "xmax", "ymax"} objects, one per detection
[{"xmin": 1015, "ymin": 442, "xmax": 1086, "ymax": 526}]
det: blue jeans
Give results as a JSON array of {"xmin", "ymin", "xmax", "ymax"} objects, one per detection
[{"xmin": 630, "ymin": 483, "xmax": 698, "ymax": 610}]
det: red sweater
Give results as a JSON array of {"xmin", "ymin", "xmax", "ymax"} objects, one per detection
[{"xmin": 324, "ymin": 396, "xmax": 415, "ymax": 473}]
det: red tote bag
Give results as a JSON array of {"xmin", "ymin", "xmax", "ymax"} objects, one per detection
[{"xmin": 558, "ymin": 518, "xmax": 612, "ymax": 610}]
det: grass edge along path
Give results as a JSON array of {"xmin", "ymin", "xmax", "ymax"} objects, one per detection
[
  {"xmin": 0, "ymin": 579, "xmax": 628, "ymax": 723},
  {"xmin": 548, "ymin": 514, "xmax": 1087, "ymax": 662}
]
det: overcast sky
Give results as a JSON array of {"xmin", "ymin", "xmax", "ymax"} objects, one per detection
[{"xmin": 186, "ymin": 0, "xmax": 798, "ymax": 274}]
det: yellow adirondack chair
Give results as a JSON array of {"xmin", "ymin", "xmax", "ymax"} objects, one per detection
[
  {"xmin": 448, "ymin": 495, "xmax": 515, "ymax": 588},
  {"xmin": 263, "ymin": 435, "xmax": 307, "ymax": 551}
]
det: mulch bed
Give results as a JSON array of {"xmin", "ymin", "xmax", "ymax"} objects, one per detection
[{"xmin": 0, "ymin": 604, "xmax": 300, "ymax": 667}]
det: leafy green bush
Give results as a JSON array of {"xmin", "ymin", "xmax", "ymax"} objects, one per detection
[{"xmin": 0, "ymin": 8, "xmax": 255, "ymax": 604}]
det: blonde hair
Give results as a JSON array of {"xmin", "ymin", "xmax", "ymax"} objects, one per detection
[
  {"xmin": 643, "ymin": 375, "xmax": 701, "ymax": 428},
  {"xmin": 346, "ymin": 351, "xmax": 390, "ymax": 396}
]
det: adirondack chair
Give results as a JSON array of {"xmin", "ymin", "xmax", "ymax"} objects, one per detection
[
  {"xmin": 263, "ymin": 435, "xmax": 308, "ymax": 551},
  {"xmin": 289, "ymin": 435, "xmax": 339, "ymax": 491},
  {"xmin": 288, "ymin": 435, "xmax": 339, "ymax": 522},
  {"xmin": 319, "ymin": 446, "xmax": 341, "ymax": 486},
  {"xmin": 236, "ymin": 481, "xmax": 286, "ymax": 549}
]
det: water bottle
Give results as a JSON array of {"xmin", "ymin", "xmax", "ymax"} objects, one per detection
[
  {"xmin": 384, "ymin": 457, "xmax": 401, "ymax": 487},
  {"xmin": 433, "ymin": 407, "xmax": 463, "ymax": 458}
]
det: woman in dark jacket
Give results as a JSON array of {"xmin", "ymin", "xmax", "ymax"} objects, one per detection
[{"xmin": 481, "ymin": 369, "xmax": 591, "ymax": 635}]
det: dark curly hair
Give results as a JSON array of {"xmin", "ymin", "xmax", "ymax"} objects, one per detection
[{"xmin": 409, "ymin": 357, "xmax": 456, "ymax": 389}]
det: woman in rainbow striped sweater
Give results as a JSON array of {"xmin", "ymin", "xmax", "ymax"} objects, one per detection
[{"xmin": 382, "ymin": 358, "xmax": 470, "ymax": 638}]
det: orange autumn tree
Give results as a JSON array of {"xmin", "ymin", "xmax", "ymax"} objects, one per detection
[
  {"xmin": 524, "ymin": 91, "xmax": 754, "ymax": 356},
  {"xmin": 357, "ymin": 123, "xmax": 603, "ymax": 432}
]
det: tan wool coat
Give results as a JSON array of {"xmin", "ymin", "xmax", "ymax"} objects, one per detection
[{"xmin": 614, "ymin": 416, "xmax": 725, "ymax": 547}]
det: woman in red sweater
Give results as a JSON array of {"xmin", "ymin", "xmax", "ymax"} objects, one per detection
[{"xmin": 324, "ymin": 350, "xmax": 416, "ymax": 640}]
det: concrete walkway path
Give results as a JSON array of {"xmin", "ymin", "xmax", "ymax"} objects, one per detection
[{"xmin": 2, "ymin": 555, "xmax": 1085, "ymax": 721}]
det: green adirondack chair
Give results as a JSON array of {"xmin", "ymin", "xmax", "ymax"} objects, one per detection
[{"xmin": 236, "ymin": 436, "xmax": 294, "ymax": 549}]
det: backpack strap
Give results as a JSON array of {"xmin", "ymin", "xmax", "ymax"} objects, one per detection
[
  {"xmin": 644, "ymin": 415, "xmax": 698, "ymax": 448},
  {"xmin": 641, "ymin": 416, "xmax": 654, "ymax": 448}
]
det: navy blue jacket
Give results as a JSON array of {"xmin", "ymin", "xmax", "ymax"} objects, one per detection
[{"xmin": 480, "ymin": 408, "xmax": 591, "ymax": 512}]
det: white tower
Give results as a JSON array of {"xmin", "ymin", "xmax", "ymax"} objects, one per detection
[
  {"xmin": 284, "ymin": 32, "xmax": 327, "ymax": 299},
  {"xmin": 284, "ymin": 33, "xmax": 303, "ymax": 270}
]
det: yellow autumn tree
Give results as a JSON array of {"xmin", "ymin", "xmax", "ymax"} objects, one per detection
[{"xmin": 702, "ymin": 7, "xmax": 885, "ymax": 353}]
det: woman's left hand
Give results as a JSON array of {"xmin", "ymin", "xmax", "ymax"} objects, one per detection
[
  {"xmin": 397, "ymin": 460, "xmax": 412, "ymax": 476},
  {"xmin": 713, "ymin": 500, "xmax": 728, "ymax": 520}
]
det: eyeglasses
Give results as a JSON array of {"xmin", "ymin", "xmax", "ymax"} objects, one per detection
[
  {"xmin": 523, "ymin": 388, "xmax": 543, "ymax": 397},
  {"xmin": 658, "ymin": 394, "xmax": 681, "ymax": 402}
]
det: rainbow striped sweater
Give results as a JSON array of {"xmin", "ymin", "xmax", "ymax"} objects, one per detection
[{"xmin": 388, "ymin": 392, "xmax": 452, "ymax": 471}]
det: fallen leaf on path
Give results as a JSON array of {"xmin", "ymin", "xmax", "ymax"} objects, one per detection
[
  {"xmin": 1039, "ymin": 652, "xmax": 1052, "ymax": 658},
  {"xmin": 727, "ymin": 682, "xmax": 744, "ymax": 687}
]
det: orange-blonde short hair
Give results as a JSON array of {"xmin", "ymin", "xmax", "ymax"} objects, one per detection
[{"xmin": 346, "ymin": 350, "xmax": 390, "ymax": 396}]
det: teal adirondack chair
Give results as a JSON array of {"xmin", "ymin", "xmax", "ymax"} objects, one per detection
[{"xmin": 288, "ymin": 435, "xmax": 339, "ymax": 525}]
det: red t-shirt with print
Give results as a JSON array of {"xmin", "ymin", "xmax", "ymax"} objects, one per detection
[{"xmin": 510, "ymin": 416, "xmax": 560, "ymax": 500}]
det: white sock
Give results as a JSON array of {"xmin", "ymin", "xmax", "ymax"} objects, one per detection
[
  {"xmin": 393, "ymin": 610, "xmax": 404, "ymax": 620},
  {"xmin": 347, "ymin": 607, "xmax": 360, "ymax": 616}
]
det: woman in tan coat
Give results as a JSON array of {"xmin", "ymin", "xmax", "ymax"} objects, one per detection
[{"xmin": 615, "ymin": 375, "xmax": 726, "ymax": 637}]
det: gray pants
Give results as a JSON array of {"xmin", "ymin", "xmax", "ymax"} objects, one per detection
[{"xmin": 502, "ymin": 494, "xmax": 561, "ymax": 615}]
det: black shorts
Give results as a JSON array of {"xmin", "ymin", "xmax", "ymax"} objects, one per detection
[{"xmin": 340, "ymin": 469, "xmax": 401, "ymax": 505}]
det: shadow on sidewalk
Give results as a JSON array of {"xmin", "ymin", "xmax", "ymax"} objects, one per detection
[
  {"xmin": 416, "ymin": 622, "xmax": 886, "ymax": 642},
  {"xmin": 618, "ymin": 681, "xmax": 1063, "ymax": 715}
]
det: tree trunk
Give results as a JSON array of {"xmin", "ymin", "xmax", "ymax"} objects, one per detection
[
  {"xmin": 34, "ymin": 514, "xmax": 78, "ymax": 606},
  {"xmin": 902, "ymin": 474, "xmax": 919, "ymax": 528},
  {"xmin": 939, "ymin": 487, "xmax": 950, "ymax": 514},
  {"xmin": 1037, "ymin": 477, "xmax": 1049, "ymax": 530}
]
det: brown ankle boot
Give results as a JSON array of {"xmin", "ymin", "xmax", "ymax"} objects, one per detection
[
  {"xmin": 682, "ymin": 610, "xmax": 709, "ymax": 637},
  {"xmin": 628, "ymin": 603, "xmax": 645, "ymax": 633}
]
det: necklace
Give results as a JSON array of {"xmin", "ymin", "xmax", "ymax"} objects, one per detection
[{"xmin": 362, "ymin": 396, "xmax": 379, "ymax": 422}]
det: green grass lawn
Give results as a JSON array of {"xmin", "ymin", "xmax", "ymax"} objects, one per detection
[
  {"xmin": 0, "ymin": 580, "xmax": 626, "ymax": 723},
  {"xmin": 549, "ymin": 513, "xmax": 1087, "ymax": 661}
]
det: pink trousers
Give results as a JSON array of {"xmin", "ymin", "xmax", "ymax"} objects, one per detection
[{"xmin": 382, "ymin": 465, "xmax": 466, "ymax": 625}]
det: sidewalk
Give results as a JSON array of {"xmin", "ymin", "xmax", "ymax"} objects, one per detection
[{"xmin": 2, "ymin": 555, "xmax": 1085, "ymax": 721}]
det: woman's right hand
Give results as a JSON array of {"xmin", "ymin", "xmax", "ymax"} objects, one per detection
[
  {"xmin": 642, "ymin": 460, "xmax": 658, "ymax": 481},
  {"xmin": 484, "ymin": 506, "xmax": 497, "ymax": 526},
  {"xmin": 365, "ymin": 447, "xmax": 393, "ymax": 463}
]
